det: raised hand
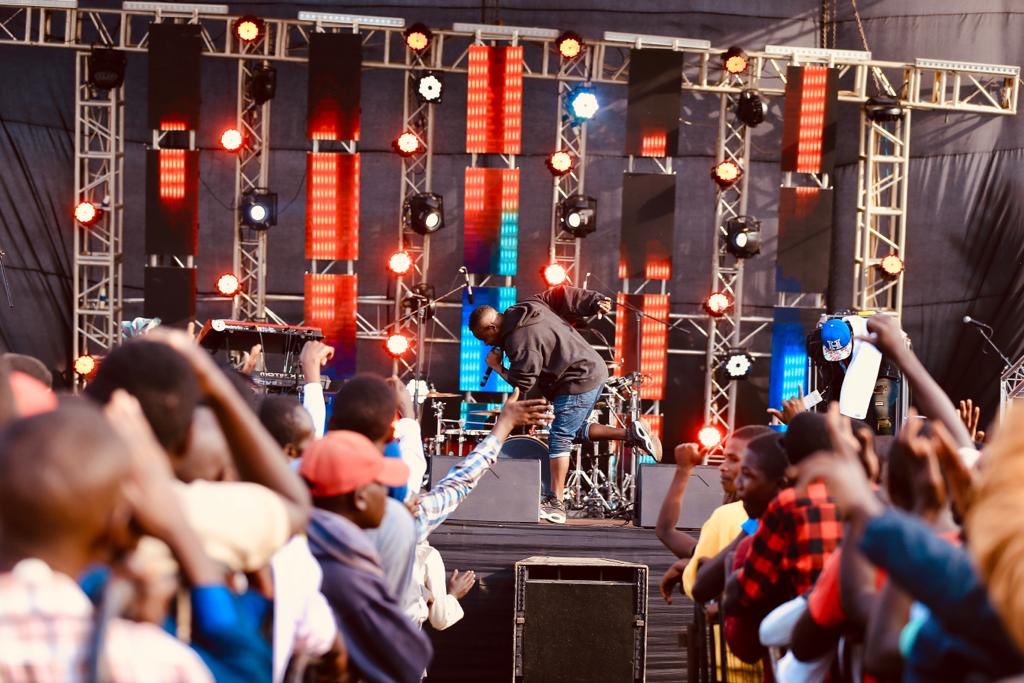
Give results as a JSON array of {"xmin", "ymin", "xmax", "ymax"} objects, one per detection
[
  {"xmin": 931, "ymin": 420, "xmax": 978, "ymax": 516},
  {"xmin": 386, "ymin": 375, "xmax": 415, "ymax": 420},
  {"xmin": 301, "ymin": 340, "xmax": 335, "ymax": 384},
  {"xmin": 767, "ymin": 384, "xmax": 807, "ymax": 425},
  {"xmin": 673, "ymin": 442, "xmax": 704, "ymax": 471},
  {"xmin": 239, "ymin": 343, "xmax": 263, "ymax": 375},
  {"xmin": 493, "ymin": 388, "xmax": 551, "ymax": 440},
  {"xmin": 448, "ymin": 569, "xmax": 477, "ymax": 600},
  {"xmin": 958, "ymin": 399, "xmax": 985, "ymax": 443}
]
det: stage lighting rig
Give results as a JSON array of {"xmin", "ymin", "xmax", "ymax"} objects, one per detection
[
  {"xmin": 74, "ymin": 201, "xmax": 102, "ymax": 226},
  {"xmin": 235, "ymin": 15, "xmax": 264, "ymax": 43},
  {"xmin": 404, "ymin": 192, "xmax": 445, "ymax": 235},
  {"xmin": 73, "ymin": 353, "xmax": 98, "ymax": 378},
  {"xmin": 566, "ymin": 85, "xmax": 599, "ymax": 123},
  {"xmin": 414, "ymin": 71, "xmax": 444, "ymax": 104},
  {"xmin": 388, "ymin": 251, "xmax": 413, "ymax": 275},
  {"xmin": 239, "ymin": 189, "xmax": 277, "ymax": 230},
  {"xmin": 220, "ymin": 128, "xmax": 244, "ymax": 152},
  {"xmin": 249, "ymin": 65, "xmax": 277, "ymax": 105},
  {"xmin": 545, "ymin": 150, "xmax": 575, "ymax": 176},
  {"xmin": 215, "ymin": 273, "xmax": 241, "ymax": 297},
  {"xmin": 711, "ymin": 159, "xmax": 743, "ymax": 188},
  {"xmin": 865, "ymin": 95, "xmax": 904, "ymax": 122},
  {"xmin": 87, "ymin": 47, "xmax": 126, "ymax": 90},
  {"xmin": 541, "ymin": 263, "xmax": 568, "ymax": 287},
  {"xmin": 385, "ymin": 333, "xmax": 411, "ymax": 358},
  {"xmin": 736, "ymin": 88, "xmax": 765, "ymax": 127},
  {"xmin": 697, "ymin": 425, "xmax": 723, "ymax": 449},
  {"xmin": 404, "ymin": 23, "xmax": 432, "ymax": 52},
  {"xmin": 722, "ymin": 46, "xmax": 749, "ymax": 75},
  {"xmin": 719, "ymin": 348, "xmax": 754, "ymax": 381},
  {"xmin": 558, "ymin": 195, "xmax": 597, "ymax": 237},
  {"xmin": 557, "ymin": 31, "xmax": 584, "ymax": 59},
  {"xmin": 723, "ymin": 215, "xmax": 761, "ymax": 259},
  {"xmin": 703, "ymin": 291, "xmax": 734, "ymax": 318},
  {"xmin": 878, "ymin": 253, "xmax": 904, "ymax": 280},
  {"xmin": 393, "ymin": 131, "xmax": 424, "ymax": 157}
]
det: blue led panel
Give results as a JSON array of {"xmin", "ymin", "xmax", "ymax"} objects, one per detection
[{"xmin": 459, "ymin": 286, "xmax": 517, "ymax": 393}]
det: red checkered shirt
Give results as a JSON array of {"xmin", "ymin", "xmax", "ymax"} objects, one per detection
[
  {"xmin": 0, "ymin": 559, "xmax": 213, "ymax": 683},
  {"xmin": 734, "ymin": 482, "xmax": 843, "ymax": 614}
]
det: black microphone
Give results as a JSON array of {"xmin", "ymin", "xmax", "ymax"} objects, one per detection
[
  {"xmin": 963, "ymin": 315, "xmax": 994, "ymax": 332},
  {"xmin": 460, "ymin": 267, "xmax": 474, "ymax": 304},
  {"xmin": 480, "ymin": 346, "xmax": 500, "ymax": 387}
]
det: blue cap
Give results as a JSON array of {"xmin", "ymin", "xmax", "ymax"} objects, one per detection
[{"xmin": 821, "ymin": 318, "xmax": 852, "ymax": 361}]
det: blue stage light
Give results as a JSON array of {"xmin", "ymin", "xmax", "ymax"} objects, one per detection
[{"xmin": 566, "ymin": 85, "xmax": 599, "ymax": 122}]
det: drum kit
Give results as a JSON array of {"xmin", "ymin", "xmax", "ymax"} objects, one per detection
[{"xmin": 421, "ymin": 365, "xmax": 654, "ymax": 518}]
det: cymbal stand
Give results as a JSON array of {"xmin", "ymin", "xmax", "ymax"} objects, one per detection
[
  {"xmin": 565, "ymin": 443, "xmax": 616, "ymax": 513},
  {"xmin": 429, "ymin": 399, "xmax": 444, "ymax": 456}
]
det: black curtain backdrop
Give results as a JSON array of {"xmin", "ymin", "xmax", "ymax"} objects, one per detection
[{"xmin": 1, "ymin": 0, "xmax": 1022, "ymax": 439}]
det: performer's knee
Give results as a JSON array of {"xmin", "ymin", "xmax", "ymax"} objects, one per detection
[{"xmin": 549, "ymin": 451, "xmax": 571, "ymax": 460}]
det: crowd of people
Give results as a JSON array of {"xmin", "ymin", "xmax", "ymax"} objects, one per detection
[
  {"xmin": 1, "ymin": 310, "xmax": 1023, "ymax": 682},
  {"xmin": 656, "ymin": 313, "xmax": 1024, "ymax": 682},
  {"xmin": 0, "ymin": 329, "xmax": 550, "ymax": 681}
]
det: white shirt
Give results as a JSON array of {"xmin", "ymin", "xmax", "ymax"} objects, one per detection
[
  {"xmin": 271, "ymin": 537, "xmax": 337, "ymax": 683},
  {"xmin": 409, "ymin": 542, "xmax": 464, "ymax": 630}
]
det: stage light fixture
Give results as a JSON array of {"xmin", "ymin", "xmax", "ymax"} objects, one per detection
[
  {"xmin": 388, "ymin": 251, "xmax": 413, "ymax": 275},
  {"xmin": 720, "ymin": 348, "xmax": 754, "ymax": 381},
  {"xmin": 545, "ymin": 149, "xmax": 575, "ymax": 176},
  {"xmin": 414, "ymin": 71, "xmax": 444, "ymax": 104},
  {"xmin": 404, "ymin": 23, "xmax": 432, "ymax": 52},
  {"xmin": 723, "ymin": 215, "xmax": 762, "ymax": 259},
  {"xmin": 385, "ymin": 332, "xmax": 411, "ymax": 357},
  {"xmin": 865, "ymin": 95, "xmax": 904, "ymax": 122},
  {"xmin": 74, "ymin": 201, "xmax": 101, "ymax": 226},
  {"xmin": 703, "ymin": 291, "xmax": 734, "ymax": 318},
  {"xmin": 698, "ymin": 425, "xmax": 724, "ymax": 450},
  {"xmin": 878, "ymin": 253, "xmax": 904, "ymax": 280},
  {"xmin": 249, "ymin": 65, "xmax": 277, "ymax": 105},
  {"xmin": 711, "ymin": 159, "xmax": 743, "ymax": 188},
  {"xmin": 235, "ymin": 15, "xmax": 264, "ymax": 43},
  {"xmin": 73, "ymin": 353, "xmax": 97, "ymax": 378},
  {"xmin": 239, "ymin": 189, "xmax": 277, "ymax": 230},
  {"xmin": 215, "ymin": 273, "xmax": 241, "ymax": 297},
  {"xmin": 558, "ymin": 195, "xmax": 597, "ymax": 238},
  {"xmin": 722, "ymin": 46, "xmax": 749, "ymax": 75},
  {"xmin": 393, "ymin": 131, "xmax": 423, "ymax": 157},
  {"xmin": 403, "ymin": 192, "xmax": 445, "ymax": 235},
  {"xmin": 566, "ymin": 85, "xmax": 599, "ymax": 122},
  {"xmin": 220, "ymin": 127, "xmax": 244, "ymax": 152},
  {"xmin": 87, "ymin": 47, "xmax": 126, "ymax": 90},
  {"xmin": 541, "ymin": 263, "xmax": 568, "ymax": 288},
  {"xmin": 736, "ymin": 88, "xmax": 765, "ymax": 127},
  {"xmin": 557, "ymin": 31, "xmax": 584, "ymax": 59}
]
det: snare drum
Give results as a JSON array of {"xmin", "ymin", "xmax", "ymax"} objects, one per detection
[
  {"xmin": 499, "ymin": 435, "xmax": 551, "ymax": 497},
  {"xmin": 438, "ymin": 429, "xmax": 490, "ymax": 457}
]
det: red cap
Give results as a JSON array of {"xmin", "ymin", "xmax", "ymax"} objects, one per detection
[
  {"xmin": 300, "ymin": 430, "xmax": 409, "ymax": 497},
  {"xmin": 9, "ymin": 371, "xmax": 57, "ymax": 417}
]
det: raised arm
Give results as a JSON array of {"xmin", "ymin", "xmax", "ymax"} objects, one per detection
[
  {"xmin": 654, "ymin": 443, "xmax": 702, "ymax": 559},
  {"xmin": 532, "ymin": 285, "xmax": 610, "ymax": 320}
]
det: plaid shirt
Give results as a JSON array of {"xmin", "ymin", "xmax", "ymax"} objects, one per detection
[
  {"xmin": 734, "ymin": 482, "xmax": 843, "ymax": 613},
  {"xmin": 415, "ymin": 434, "xmax": 502, "ymax": 542},
  {"xmin": 0, "ymin": 559, "xmax": 213, "ymax": 683}
]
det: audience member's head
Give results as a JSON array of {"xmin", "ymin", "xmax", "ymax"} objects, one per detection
[
  {"xmin": 0, "ymin": 402, "xmax": 133, "ymax": 573},
  {"xmin": 300, "ymin": 430, "xmax": 408, "ymax": 529},
  {"xmin": 328, "ymin": 374, "xmax": 396, "ymax": 447},
  {"xmin": 885, "ymin": 420, "xmax": 938, "ymax": 512},
  {"xmin": 2, "ymin": 353, "xmax": 52, "ymax": 388},
  {"xmin": 7, "ymin": 371, "xmax": 58, "ymax": 418},
  {"xmin": 736, "ymin": 433, "xmax": 790, "ymax": 519},
  {"xmin": 85, "ymin": 340, "xmax": 199, "ymax": 456},
  {"xmin": 176, "ymin": 406, "xmax": 235, "ymax": 483},
  {"xmin": 259, "ymin": 395, "xmax": 315, "ymax": 459},
  {"xmin": 781, "ymin": 412, "xmax": 832, "ymax": 466},
  {"xmin": 720, "ymin": 425, "xmax": 775, "ymax": 497}
]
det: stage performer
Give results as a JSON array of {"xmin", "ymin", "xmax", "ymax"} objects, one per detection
[{"xmin": 469, "ymin": 285, "xmax": 661, "ymax": 524}]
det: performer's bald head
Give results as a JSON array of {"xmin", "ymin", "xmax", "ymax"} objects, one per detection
[
  {"xmin": 0, "ymin": 402, "xmax": 133, "ymax": 570},
  {"xmin": 469, "ymin": 305, "xmax": 503, "ymax": 345}
]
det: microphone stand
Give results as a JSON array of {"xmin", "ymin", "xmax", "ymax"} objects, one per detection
[
  {"xmin": 0, "ymin": 248, "xmax": 13, "ymax": 308},
  {"xmin": 967, "ymin": 323, "xmax": 1012, "ymax": 370}
]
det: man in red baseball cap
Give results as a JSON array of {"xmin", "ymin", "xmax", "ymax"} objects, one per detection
[{"xmin": 302, "ymin": 430, "xmax": 432, "ymax": 683}]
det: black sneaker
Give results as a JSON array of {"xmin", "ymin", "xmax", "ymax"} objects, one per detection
[
  {"xmin": 628, "ymin": 419, "xmax": 663, "ymax": 462},
  {"xmin": 540, "ymin": 498, "xmax": 567, "ymax": 525}
]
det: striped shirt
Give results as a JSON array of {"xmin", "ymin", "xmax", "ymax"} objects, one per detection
[
  {"xmin": 415, "ymin": 435, "xmax": 502, "ymax": 542},
  {"xmin": 0, "ymin": 559, "xmax": 213, "ymax": 683}
]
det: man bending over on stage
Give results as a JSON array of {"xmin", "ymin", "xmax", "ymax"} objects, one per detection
[{"xmin": 470, "ymin": 284, "xmax": 661, "ymax": 524}]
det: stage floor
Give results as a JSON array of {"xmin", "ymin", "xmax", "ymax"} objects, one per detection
[{"xmin": 426, "ymin": 518, "xmax": 698, "ymax": 682}]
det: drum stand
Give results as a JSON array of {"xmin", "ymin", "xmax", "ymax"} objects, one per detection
[{"xmin": 565, "ymin": 445, "xmax": 616, "ymax": 514}]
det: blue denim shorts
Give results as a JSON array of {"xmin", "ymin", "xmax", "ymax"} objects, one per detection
[{"xmin": 547, "ymin": 386, "xmax": 602, "ymax": 459}]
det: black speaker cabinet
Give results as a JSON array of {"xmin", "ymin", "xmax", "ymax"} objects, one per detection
[
  {"xmin": 636, "ymin": 464, "xmax": 724, "ymax": 529},
  {"xmin": 428, "ymin": 455, "xmax": 540, "ymax": 523},
  {"xmin": 514, "ymin": 557, "xmax": 647, "ymax": 682}
]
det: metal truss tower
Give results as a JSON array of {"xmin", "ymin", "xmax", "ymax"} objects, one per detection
[{"xmin": 73, "ymin": 50, "xmax": 124, "ymax": 373}]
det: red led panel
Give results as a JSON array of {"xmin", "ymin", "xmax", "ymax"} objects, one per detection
[
  {"xmin": 781, "ymin": 66, "xmax": 838, "ymax": 174},
  {"xmin": 307, "ymin": 33, "xmax": 362, "ymax": 142},
  {"xmin": 640, "ymin": 131, "xmax": 668, "ymax": 158},
  {"xmin": 612, "ymin": 293, "xmax": 669, "ymax": 400},
  {"xmin": 304, "ymin": 273, "xmax": 357, "ymax": 377},
  {"xmin": 158, "ymin": 149, "xmax": 186, "ymax": 200},
  {"xmin": 463, "ymin": 167, "xmax": 519, "ymax": 276},
  {"xmin": 305, "ymin": 153, "xmax": 359, "ymax": 261},
  {"xmin": 466, "ymin": 45, "xmax": 523, "ymax": 155}
]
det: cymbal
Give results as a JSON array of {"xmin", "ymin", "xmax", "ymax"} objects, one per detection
[
  {"xmin": 424, "ymin": 391, "xmax": 461, "ymax": 398},
  {"xmin": 468, "ymin": 409, "xmax": 502, "ymax": 416},
  {"xmin": 606, "ymin": 361, "xmax": 622, "ymax": 369}
]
